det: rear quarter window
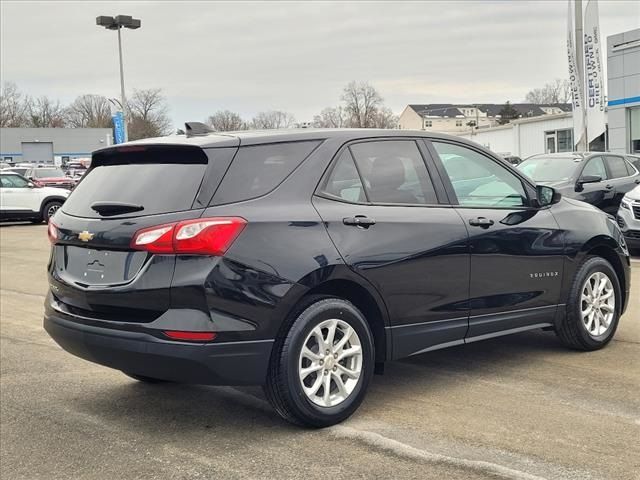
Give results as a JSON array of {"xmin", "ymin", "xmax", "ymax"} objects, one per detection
[{"xmin": 211, "ymin": 141, "xmax": 320, "ymax": 205}]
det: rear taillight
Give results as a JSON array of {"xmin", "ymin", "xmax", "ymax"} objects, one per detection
[
  {"xmin": 48, "ymin": 221, "xmax": 59, "ymax": 244},
  {"xmin": 130, "ymin": 217, "xmax": 247, "ymax": 255}
]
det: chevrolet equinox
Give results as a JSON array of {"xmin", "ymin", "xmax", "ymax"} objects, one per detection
[{"xmin": 44, "ymin": 127, "xmax": 631, "ymax": 427}]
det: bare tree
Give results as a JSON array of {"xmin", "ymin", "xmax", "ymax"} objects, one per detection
[
  {"xmin": 524, "ymin": 79, "xmax": 571, "ymax": 104},
  {"xmin": 341, "ymin": 81, "xmax": 383, "ymax": 128},
  {"xmin": 372, "ymin": 106, "xmax": 398, "ymax": 129},
  {"xmin": 65, "ymin": 94, "xmax": 113, "ymax": 128},
  {"xmin": 27, "ymin": 96, "xmax": 66, "ymax": 127},
  {"xmin": 0, "ymin": 82, "xmax": 29, "ymax": 127},
  {"xmin": 312, "ymin": 106, "xmax": 347, "ymax": 128},
  {"xmin": 207, "ymin": 110, "xmax": 246, "ymax": 131},
  {"xmin": 251, "ymin": 110, "xmax": 295, "ymax": 129},
  {"xmin": 127, "ymin": 88, "xmax": 172, "ymax": 140}
]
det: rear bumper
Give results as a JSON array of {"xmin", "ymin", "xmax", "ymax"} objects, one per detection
[{"xmin": 44, "ymin": 310, "xmax": 273, "ymax": 386}]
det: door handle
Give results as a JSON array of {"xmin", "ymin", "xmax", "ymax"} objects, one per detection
[
  {"xmin": 634, "ymin": 179, "xmax": 640, "ymax": 184},
  {"xmin": 343, "ymin": 215, "xmax": 376, "ymax": 228},
  {"xmin": 605, "ymin": 184, "xmax": 614, "ymax": 190},
  {"xmin": 468, "ymin": 217, "xmax": 494, "ymax": 228}
]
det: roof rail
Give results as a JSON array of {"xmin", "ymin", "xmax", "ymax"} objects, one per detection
[{"xmin": 184, "ymin": 122, "xmax": 215, "ymax": 137}]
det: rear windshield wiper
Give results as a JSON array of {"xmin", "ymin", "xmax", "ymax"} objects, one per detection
[{"xmin": 90, "ymin": 202, "xmax": 144, "ymax": 216}]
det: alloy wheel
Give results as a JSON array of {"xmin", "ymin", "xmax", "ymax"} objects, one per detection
[
  {"xmin": 581, "ymin": 271, "xmax": 615, "ymax": 336},
  {"xmin": 47, "ymin": 204, "xmax": 60, "ymax": 218},
  {"xmin": 298, "ymin": 319, "xmax": 362, "ymax": 407}
]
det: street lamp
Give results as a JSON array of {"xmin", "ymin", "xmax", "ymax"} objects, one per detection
[{"xmin": 96, "ymin": 15, "xmax": 141, "ymax": 142}]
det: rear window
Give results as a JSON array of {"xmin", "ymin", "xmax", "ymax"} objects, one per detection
[
  {"xmin": 62, "ymin": 147, "xmax": 208, "ymax": 218},
  {"xmin": 34, "ymin": 168, "xmax": 64, "ymax": 178},
  {"xmin": 211, "ymin": 141, "xmax": 320, "ymax": 205}
]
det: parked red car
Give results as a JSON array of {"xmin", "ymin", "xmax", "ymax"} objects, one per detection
[{"xmin": 25, "ymin": 167, "xmax": 77, "ymax": 190}]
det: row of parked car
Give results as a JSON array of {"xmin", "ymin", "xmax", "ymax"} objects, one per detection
[
  {"xmin": 0, "ymin": 163, "xmax": 88, "ymax": 223},
  {"xmin": 513, "ymin": 152, "xmax": 640, "ymax": 252},
  {"xmin": 1, "ymin": 150, "xmax": 639, "ymax": 253}
]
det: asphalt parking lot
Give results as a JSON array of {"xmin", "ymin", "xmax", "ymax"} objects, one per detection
[{"xmin": 1, "ymin": 224, "xmax": 638, "ymax": 480}]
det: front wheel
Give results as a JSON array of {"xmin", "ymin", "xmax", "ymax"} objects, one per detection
[
  {"xmin": 264, "ymin": 297, "xmax": 375, "ymax": 428},
  {"xmin": 555, "ymin": 256, "xmax": 622, "ymax": 351}
]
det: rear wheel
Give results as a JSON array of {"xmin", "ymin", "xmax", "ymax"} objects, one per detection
[
  {"xmin": 122, "ymin": 372, "xmax": 168, "ymax": 383},
  {"xmin": 555, "ymin": 256, "xmax": 621, "ymax": 350},
  {"xmin": 264, "ymin": 297, "xmax": 374, "ymax": 427},
  {"xmin": 42, "ymin": 201, "xmax": 62, "ymax": 223}
]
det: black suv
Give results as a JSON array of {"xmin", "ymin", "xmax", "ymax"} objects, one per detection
[
  {"xmin": 44, "ymin": 128, "xmax": 631, "ymax": 427},
  {"xmin": 517, "ymin": 152, "xmax": 640, "ymax": 214}
]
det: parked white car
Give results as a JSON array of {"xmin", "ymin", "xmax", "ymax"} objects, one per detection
[
  {"xmin": 0, "ymin": 172, "xmax": 69, "ymax": 223},
  {"xmin": 617, "ymin": 185, "xmax": 640, "ymax": 254}
]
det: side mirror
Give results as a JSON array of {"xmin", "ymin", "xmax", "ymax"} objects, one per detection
[
  {"xmin": 27, "ymin": 182, "xmax": 35, "ymax": 188},
  {"xmin": 576, "ymin": 174, "xmax": 601, "ymax": 191},
  {"xmin": 536, "ymin": 185, "xmax": 561, "ymax": 207}
]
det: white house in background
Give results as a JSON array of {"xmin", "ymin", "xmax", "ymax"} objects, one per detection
[
  {"xmin": 455, "ymin": 112, "xmax": 609, "ymax": 159},
  {"xmin": 398, "ymin": 103, "xmax": 572, "ymax": 134}
]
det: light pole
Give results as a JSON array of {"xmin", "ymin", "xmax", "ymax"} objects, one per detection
[{"xmin": 96, "ymin": 15, "xmax": 141, "ymax": 142}]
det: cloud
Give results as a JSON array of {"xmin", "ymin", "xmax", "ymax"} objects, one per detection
[{"xmin": 2, "ymin": 0, "xmax": 639, "ymax": 127}]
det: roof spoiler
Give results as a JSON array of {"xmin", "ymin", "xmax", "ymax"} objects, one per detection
[{"xmin": 185, "ymin": 122, "xmax": 215, "ymax": 137}]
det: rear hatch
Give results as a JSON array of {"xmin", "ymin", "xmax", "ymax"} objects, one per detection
[{"xmin": 49, "ymin": 144, "xmax": 236, "ymax": 322}]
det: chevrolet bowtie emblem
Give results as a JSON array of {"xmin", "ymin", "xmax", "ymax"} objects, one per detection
[{"xmin": 78, "ymin": 231, "xmax": 94, "ymax": 242}]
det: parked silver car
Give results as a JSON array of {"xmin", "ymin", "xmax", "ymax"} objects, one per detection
[{"xmin": 617, "ymin": 185, "xmax": 640, "ymax": 253}]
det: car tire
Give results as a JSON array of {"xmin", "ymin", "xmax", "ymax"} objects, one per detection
[
  {"xmin": 42, "ymin": 201, "xmax": 62, "ymax": 223},
  {"xmin": 264, "ymin": 296, "xmax": 375, "ymax": 428},
  {"xmin": 555, "ymin": 256, "xmax": 622, "ymax": 351},
  {"xmin": 122, "ymin": 372, "xmax": 169, "ymax": 383}
]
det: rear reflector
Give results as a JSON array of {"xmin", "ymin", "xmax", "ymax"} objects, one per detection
[
  {"xmin": 131, "ymin": 216, "xmax": 247, "ymax": 255},
  {"xmin": 48, "ymin": 221, "xmax": 59, "ymax": 244},
  {"xmin": 163, "ymin": 331, "xmax": 217, "ymax": 341}
]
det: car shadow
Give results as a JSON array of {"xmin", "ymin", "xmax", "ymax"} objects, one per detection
[{"xmin": 75, "ymin": 329, "xmax": 577, "ymax": 431}]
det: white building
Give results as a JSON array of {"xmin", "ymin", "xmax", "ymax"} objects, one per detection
[
  {"xmin": 398, "ymin": 103, "xmax": 571, "ymax": 134},
  {"xmin": 456, "ymin": 113, "xmax": 579, "ymax": 159},
  {"xmin": 607, "ymin": 28, "xmax": 640, "ymax": 154}
]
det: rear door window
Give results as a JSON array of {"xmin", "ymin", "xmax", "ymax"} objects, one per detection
[
  {"xmin": 349, "ymin": 140, "xmax": 438, "ymax": 205},
  {"xmin": 212, "ymin": 141, "xmax": 320, "ymax": 205},
  {"xmin": 606, "ymin": 156, "xmax": 631, "ymax": 178},
  {"xmin": 62, "ymin": 147, "xmax": 208, "ymax": 218}
]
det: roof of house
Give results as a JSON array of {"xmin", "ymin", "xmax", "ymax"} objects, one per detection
[{"xmin": 406, "ymin": 103, "xmax": 572, "ymax": 118}]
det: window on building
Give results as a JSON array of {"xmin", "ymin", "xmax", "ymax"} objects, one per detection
[
  {"xmin": 545, "ymin": 129, "xmax": 573, "ymax": 154},
  {"xmin": 456, "ymin": 120, "xmax": 463, "ymax": 127},
  {"xmin": 630, "ymin": 107, "xmax": 640, "ymax": 154},
  {"xmin": 424, "ymin": 120, "xmax": 432, "ymax": 128}
]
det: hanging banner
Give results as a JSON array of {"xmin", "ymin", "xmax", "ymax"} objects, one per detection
[
  {"xmin": 584, "ymin": 0, "xmax": 606, "ymax": 143},
  {"xmin": 112, "ymin": 111, "xmax": 125, "ymax": 144},
  {"xmin": 567, "ymin": 0, "xmax": 584, "ymax": 148}
]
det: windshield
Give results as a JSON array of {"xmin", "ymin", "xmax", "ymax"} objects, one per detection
[
  {"xmin": 517, "ymin": 157, "xmax": 581, "ymax": 182},
  {"xmin": 34, "ymin": 168, "xmax": 65, "ymax": 178}
]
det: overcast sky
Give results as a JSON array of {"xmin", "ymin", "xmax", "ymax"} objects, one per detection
[{"xmin": 2, "ymin": 0, "xmax": 639, "ymax": 128}]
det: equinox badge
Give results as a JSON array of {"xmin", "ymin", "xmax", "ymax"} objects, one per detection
[{"xmin": 78, "ymin": 231, "xmax": 94, "ymax": 242}]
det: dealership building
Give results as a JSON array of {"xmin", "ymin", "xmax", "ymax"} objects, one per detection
[
  {"xmin": 0, "ymin": 128, "xmax": 113, "ymax": 165},
  {"xmin": 453, "ymin": 28, "xmax": 640, "ymax": 159},
  {"xmin": 607, "ymin": 28, "xmax": 640, "ymax": 154}
]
